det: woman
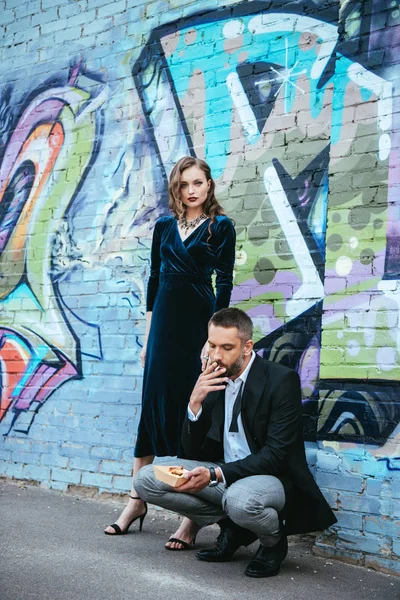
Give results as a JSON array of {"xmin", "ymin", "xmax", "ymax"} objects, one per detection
[{"xmin": 105, "ymin": 156, "xmax": 236, "ymax": 549}]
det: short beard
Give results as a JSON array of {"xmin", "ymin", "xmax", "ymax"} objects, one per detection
[{"xmin": 223, "ymin": 353, "xmax": 245, "ymax": 377}]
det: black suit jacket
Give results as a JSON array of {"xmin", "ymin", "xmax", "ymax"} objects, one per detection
[{"xmin": 180, "ymin": 355, "xmax": 337, "ymax": 535}]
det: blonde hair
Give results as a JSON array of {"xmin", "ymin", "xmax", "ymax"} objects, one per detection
[{"xmin": 168, "ymin": 156, "xmax": 228, "ymax": 239}]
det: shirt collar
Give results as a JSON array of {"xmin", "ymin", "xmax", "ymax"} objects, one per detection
[{"xmin": 226, "ymin": 351, "xmax": 256, "ymax": 388}]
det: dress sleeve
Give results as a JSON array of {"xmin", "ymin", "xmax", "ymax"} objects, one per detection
[
  {"xmin": 214, "ymin": 217, "xmax": 236, "ymax": 312},
  {"xmin": 146, "ymin": 220, "xmax": 162, "ymax": 311}
]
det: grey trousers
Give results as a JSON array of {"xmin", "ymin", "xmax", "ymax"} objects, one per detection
[{"xmin": 134, "ymin": 457, "xmax": 286, "ymax": 547}]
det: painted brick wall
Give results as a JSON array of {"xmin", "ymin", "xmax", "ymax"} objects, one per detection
[{"xmin": 0, "ymin": 0, "xmax": 399, "ymax": 576}]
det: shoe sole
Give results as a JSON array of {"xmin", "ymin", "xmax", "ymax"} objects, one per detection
[
  {"xmin": 196, "ymin": 554, "xmax": 235, "ymax": 562},
  {"xmin": 245, "ymin": 567, "xmax": 280, "ymax": 578}
]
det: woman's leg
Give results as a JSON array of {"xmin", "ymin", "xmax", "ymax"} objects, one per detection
[
  {"xmin": 104, "ymin": 455, "xmax": 203, "ymax": 547},
  {"xmin": 104, "ymin": 455, "xmax": 154, "ymax": 534},
  {"xmin": 165, "ymin": 517, "xmax": 201, "ymax": 549},
  {"xmin": 135, "ymin": 459, "xmax": 225, "ymax": 550}
]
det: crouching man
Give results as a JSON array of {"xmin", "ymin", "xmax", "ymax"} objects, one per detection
[{"xmin": 135, "ymin": 308, "xmax": 336, "ymax": 578}]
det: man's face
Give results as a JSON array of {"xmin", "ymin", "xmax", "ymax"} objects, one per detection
[{"xmin": 207, "ymin": 324, "xmax": 253, "ymax": 378}]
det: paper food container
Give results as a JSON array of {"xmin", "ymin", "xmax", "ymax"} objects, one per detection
[{"xmin": 153, "ymin": 465, "xmax": 187, "ymax": 488}]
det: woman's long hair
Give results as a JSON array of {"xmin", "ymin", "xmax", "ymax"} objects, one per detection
[{"xmin": 168, "ymin": 156, "xmax": 228, "ymax": 239}]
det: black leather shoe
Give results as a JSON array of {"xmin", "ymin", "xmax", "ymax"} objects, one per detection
[
  {"xmin": 244, "ymin": 536, "xmax": 288, "ymax": 578},
  {"xmin": 196, "ymin": 520, "xmax": 257, "ymax": 563}
]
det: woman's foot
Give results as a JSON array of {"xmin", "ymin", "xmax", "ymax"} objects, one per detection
[
  {"xmin": 104, "ymin": 496, "xmax": 147, "ymax": 535},
  {"xmin": 165, "ymin": 518, "xmax": 201, "ymax": 550}
]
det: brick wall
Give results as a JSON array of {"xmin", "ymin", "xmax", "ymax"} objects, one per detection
[{"xmin": 0, "ymin": 0, "xmax": 399, "ymax": 575}]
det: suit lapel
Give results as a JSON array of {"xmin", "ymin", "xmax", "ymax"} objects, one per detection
[
  {"xmin": 206, "ymin": 389, "xmax": 225, "ymax": 443},
  {"xmin": 204, "ymin": 355, "xmax": 268, "ymax": 447},
  {"xmin": 242, "ymin": 355, "xmax": 268, "ymax": 450}
]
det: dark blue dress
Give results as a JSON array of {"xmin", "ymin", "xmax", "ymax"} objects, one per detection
[{"xmin": 134, "ymin": 215, "xmax": 236, "ymax": 457}]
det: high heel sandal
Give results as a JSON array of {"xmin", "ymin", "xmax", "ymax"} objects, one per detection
[
  {"xmin": 165, "ymin": 536, "xmax": 197, "ymax": 551},
  {"xmin": 104, "ymin": 496, "xmax": 148, "ymax": 535}
]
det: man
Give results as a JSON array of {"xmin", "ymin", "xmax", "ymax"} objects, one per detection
[{"xmin": 135, "ymin": 308, "xmax": 336, "ymax": 578}]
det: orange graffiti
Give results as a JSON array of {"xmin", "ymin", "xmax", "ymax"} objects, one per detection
[{"xmin": 0, "ymin": 337, "xmax": 30, "ymax": 421}]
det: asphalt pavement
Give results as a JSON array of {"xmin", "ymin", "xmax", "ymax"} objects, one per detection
[{"xmin": 0, "ymin": 479, "xmax": 398, "ymax": 600}]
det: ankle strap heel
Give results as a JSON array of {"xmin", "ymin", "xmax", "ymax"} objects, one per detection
[{"xmin": 104, "ymin": 497, "xmax": 148, "ymax": 535}]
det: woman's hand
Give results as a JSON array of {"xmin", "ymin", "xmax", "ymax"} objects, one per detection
[
  {"xmin": 201, "ymin": 341, "xmax": 211, "ymax": 371},
  {"xmin": 140, "ymin": 312, "xmax": 152, "ymax": 368},
  {"xmin": 140, "ymin": 346, "xmax": 146, "ymax": 368}
]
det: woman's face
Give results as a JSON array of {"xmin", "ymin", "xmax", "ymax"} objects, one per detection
[{"xmin": 179, "ymin": 166, "xmax": 210, "ymax": 212}]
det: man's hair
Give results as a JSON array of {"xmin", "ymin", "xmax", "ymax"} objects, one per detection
[{"xmin": 209, "ymin": 308, "xmax": 253, "ymax": 342}]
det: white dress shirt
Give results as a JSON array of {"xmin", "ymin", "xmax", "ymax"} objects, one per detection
[
  {"xmin": 222, "ymin": 350, "xmax": 255, "ymax": 463},
  {"xmin": 188, "ymin": 351, "xmax": 256, "ymax": 474}
]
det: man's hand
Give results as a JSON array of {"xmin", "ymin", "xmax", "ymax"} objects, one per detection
[
  {"xmin": 175, "ymin": 467, "xmax": 211, "ymax": 493},
  {"xmin": 189, "ymin": 362, "xmax": 228, "ymax": 415}
]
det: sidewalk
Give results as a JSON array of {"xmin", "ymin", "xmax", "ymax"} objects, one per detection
[{"xmin": 0, "ymin": 479, "xmax": 398, "ymax": 600}]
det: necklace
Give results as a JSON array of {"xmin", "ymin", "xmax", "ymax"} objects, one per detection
[{"xmin": 179, "ymin": 213, "xmax": 207, "ymax": 236}]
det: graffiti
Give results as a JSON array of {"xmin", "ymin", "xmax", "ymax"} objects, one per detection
[
  {"xmin": 133, "ymin": 2, "xmax": 400, "ymax": 446},
  {"xmin": 0, "ymin": 67, "xmax": 105, "ymax": 433},
  {"xmin": 376, "ymin": 457, "xmax": 400, "ymax": 471},
  {"xmin": 0, "ymin": 1, "xmax": 398, "ymax": 459},
  {"xmin": 0, "ymin": 1, "xmax": 398, "ymax": 574}
]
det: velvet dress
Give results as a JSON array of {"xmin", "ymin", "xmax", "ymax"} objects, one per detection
[{"xmin": 134, "ymin": 215, "xmax": 236, "ymax": 458}]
